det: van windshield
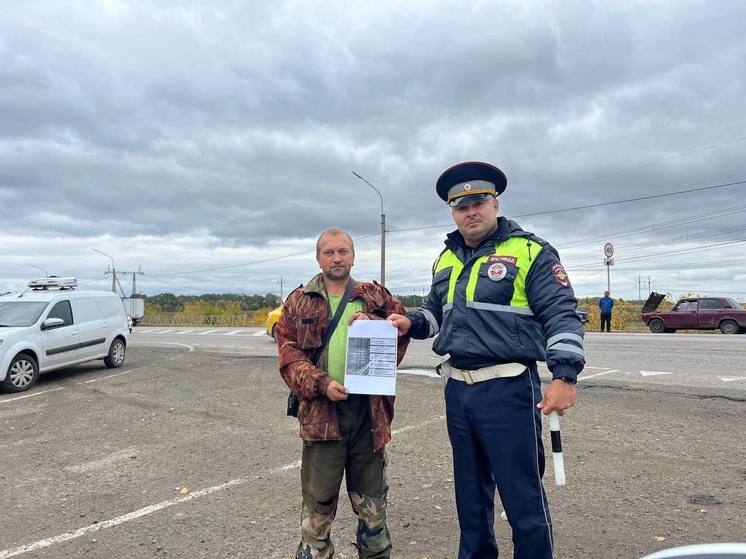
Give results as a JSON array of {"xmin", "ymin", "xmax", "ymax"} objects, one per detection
[{"xmin": 0, "ymin": 302, "xmax": 49, "ymax": 327}]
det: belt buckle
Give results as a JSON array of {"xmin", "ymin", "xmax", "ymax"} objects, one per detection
[{"xmin": 462, "ymin": 369, "xmax": 475, "ymax": 385}]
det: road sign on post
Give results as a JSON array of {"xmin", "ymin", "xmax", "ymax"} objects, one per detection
[{"xmin": 603, "ymin": 243, "xmax": 615, "ymax": 293}]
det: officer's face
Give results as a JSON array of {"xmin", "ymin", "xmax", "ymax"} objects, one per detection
[
  {"xmin": 451, "ymin": 197, "xmax": 499, "ymax": 246},
  {"xmin": 317, "ymin": 233, "xmax": 355, "ymax": 281}
]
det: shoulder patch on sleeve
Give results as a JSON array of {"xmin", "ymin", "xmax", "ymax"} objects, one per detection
[{"xmin": 550, "ymin": 263, "xmax": 571, "ymax": 287}]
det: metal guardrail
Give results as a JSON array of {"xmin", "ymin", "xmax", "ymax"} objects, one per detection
[{"xmin": 139, "ymin": 313, "xmax": 266, "ymax": 327}]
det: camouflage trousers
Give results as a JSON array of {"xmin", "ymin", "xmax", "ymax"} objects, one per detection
[{"xmin": 296, "ymin": 395, "xmax": 391, "ymax": 559}]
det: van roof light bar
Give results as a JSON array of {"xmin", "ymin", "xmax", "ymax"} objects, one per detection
[{"xmin": 28, "ymin": 277, "xmax": 78, "ymax": 290}]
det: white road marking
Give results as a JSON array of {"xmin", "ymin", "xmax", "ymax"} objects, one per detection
[
  {"xmin": 129, "ymin": 341, "xmax": 195, "ymax": 352},
  {"xmin": 224, "ymin": 330, "xmax": 243, "ymax": 336},
  {"xmin": 639, "ymin": 370, "xmax": 674, "ymax": 377},
  {"xmin": 719, "ymin": 376, "xmax": 746, "ymax": 382},
  {"xmin": 0, "ymin": 387, "xmax": 65, "ymax": 404},
  {"xmin": 197, "ymin": 330, "xmax": 219, "ymax": 335},
  {"xmin": 78, "ymin": 368, "xmax": 144, "ymax": 385},
  {"xmin": 0, "ymin": 415, "xmax": 445, "ymax": 558},
  {"xmin": 579, "ymin": 369, "xmax": 619, "ymax": 381},
  {"xmin": 174, "ymin": 330, "xmax": 194, "ymax": 335},
  {"xmin": 252, "ymin": 331, "xmax": 267, "ymax": 337},
  {"xmin": 0, "ymin": 368, "xmax": 145, "ymax": 405}
]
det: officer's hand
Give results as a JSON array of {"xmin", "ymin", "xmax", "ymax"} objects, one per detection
[
  {"xmin": 325, "ymin": 380, "xmax": 349, "ymax": 401},
  {"xmin": 387, "ymin": 313, "xmax": 412, "ymax": 336},
  {"xmin": 537, "ymin": 380, "xmax": 576, "ymax": 416},
  {"xmin": 347, "ymin": 312, "xmax": 369, "ymax": 325}
]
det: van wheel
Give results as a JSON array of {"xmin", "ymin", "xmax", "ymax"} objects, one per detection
[
  {"xmin": 104, "ymin": 338, "xmax": 126, "ymax": 368},
  {"xmin": 271, "ymin": 324, "xmax": 278, "ymax": 342},
  {"xmin": 719, "ymin": 320, "xmax": 739, "ymax": 335},
  {"xmin": 648, "ymin": 319, "xmax": 665, "ymax": 333},
  {"xmin": 1, "ymin": 353, "xmax": 39, "ymax": 393}
]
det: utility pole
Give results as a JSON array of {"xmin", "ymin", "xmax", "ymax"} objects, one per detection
[
  {"xmin": 279, "ymin": 276, "xmax": 284, "ymax": 302},
  {"xmin": 118, "ymin": 268, "xmax": 145, "ymax": 297},
  {"xmin": 637, "ymin": 275, "xmax": 642, "ymax": 304},
  {"xmin": 352, "ymin": 171, "xmax": 386, "ymax": 287}
]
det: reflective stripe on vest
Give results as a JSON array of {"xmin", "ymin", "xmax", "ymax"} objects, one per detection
[{"xmin": 433, "ymin": 237, "xmax": 543, "ymax": 308}]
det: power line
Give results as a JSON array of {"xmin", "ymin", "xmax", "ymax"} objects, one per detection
[
  {"xmin": 561, "ymin": 204, "xmax": 746, "ymax": 248},
  {"xmin": 387, "ymin": 178, "xmax": 746, "ymax": 233},
  {"xmin": 563, "ymin": 224, "xmax": 746, "ymax": 267},
  {"xmin": 570, "ymin": 135, "xmax": 746, "ymax": 184},
  {"xmin": 150, "ymin": 232, "xmax": 379, "ymax": 276},
  {"xmin": 566, "ymin": 258, "xmax": 746, "ymax": 272},
  {"xmin": 146, "ymin": 178, "xmax": 746, "ymax": 278},
  {"xmin": 567, "ymin": 239, "xmax": 746, "ymax": 271}
]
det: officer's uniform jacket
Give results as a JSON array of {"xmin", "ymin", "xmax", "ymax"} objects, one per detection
[
  {"xmin": 276, "ymin": 273, "xmax": 410, "ymax": 451},
  {"xmin": 407, "ymin": 217, "xmax": 585, "ymax": 380}
]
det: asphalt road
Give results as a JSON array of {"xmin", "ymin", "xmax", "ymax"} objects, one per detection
[
  {"xmin": 131, "ymin": 327, "xmax": 746, "ymax": 391},
  {"xmin": 0, "ymin": 328, "xmax": 744, "ymax": 559}
]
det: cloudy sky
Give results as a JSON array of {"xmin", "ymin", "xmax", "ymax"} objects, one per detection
[{"xmin": 2, "ymin": 0, "xmax": 745, "ymax": 302}]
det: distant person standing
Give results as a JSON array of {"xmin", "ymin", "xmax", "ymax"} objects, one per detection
[{"xmin": 599, "ymin": 290, "xmax": 614, "ymax": 332}]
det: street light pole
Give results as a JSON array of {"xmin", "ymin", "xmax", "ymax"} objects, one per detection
[
  {"xmin": 91, "ymin": 248, "xmax": 116, "ymax": 293},
  {"xmin": 30, "ymin": 265, "xmax": 49, "ymax": 277},
  {"xmin": 352, "ymin": 171, "xmax": 385, "ymax": 287}
]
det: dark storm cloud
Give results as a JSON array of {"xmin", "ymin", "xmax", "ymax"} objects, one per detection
[{"xmin": 1, "ymin": 0, "xmax": 745, "ymax": 295}]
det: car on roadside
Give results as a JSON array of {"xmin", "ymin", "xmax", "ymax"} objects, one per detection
[
  {"xmin": 266, "ymin": 306, "xmax": 283, "ymax": 341},
  {"xmin": 641, "ymin": 292, "xmax": 746, "ymax": 334},
  {"xmin": 0, "ymin": 278, "xmax": 130, "ymax": 393}
]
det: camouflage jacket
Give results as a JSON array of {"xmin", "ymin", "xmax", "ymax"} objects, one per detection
[{"xmin": 277, "ymin": 274, "xmax": 410, "ymax": 451}]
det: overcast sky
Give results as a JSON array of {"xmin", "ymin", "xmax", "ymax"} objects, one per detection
[{"xmin": 1, "ymin": 0, "xmax": 745, "ymax": 302}]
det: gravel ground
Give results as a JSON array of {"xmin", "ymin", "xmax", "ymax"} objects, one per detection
[{"xmin": 0, "ymin": 347, "xmax": 743, "ymax": 558}]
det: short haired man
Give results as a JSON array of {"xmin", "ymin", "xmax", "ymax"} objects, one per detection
[
  {"xmin": 388, "ymin": 162, "xmax": 585, "ymax": 558},
  {"xmin": 599, "ymin": 290, "xmax": 614, "ymax": 332},
  {"xmin": 276, "ymin": 227, "xmax": 409, "ymax": 559}
]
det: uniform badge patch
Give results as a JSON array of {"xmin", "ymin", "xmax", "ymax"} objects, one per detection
[
  {"xmin": 488, "ymin": 262, "xmax": 507, "ymax": 282},
  {"xmin": 488, "ymin": 255, "xmax": 518, "ymax": 266},
  {"xmin": 551, "ymin": 263, "xmax": 570, "ymax": 287}
]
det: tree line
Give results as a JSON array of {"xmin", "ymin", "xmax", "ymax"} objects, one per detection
[{"xmin": 145, "ymin": 293, "xmax": 281, "ymax": 314}]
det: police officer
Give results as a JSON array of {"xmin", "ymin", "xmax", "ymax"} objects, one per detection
[{"xmin": 388, "ymin": 161, "xmax": 585, "ymax": 559}]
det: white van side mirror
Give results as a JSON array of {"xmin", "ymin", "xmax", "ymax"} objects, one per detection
[{"xmin": 42, "ymin": 318, "xmax": 65, "ymax": 330}]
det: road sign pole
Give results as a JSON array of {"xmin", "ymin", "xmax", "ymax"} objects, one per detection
[
  {"xmin": 607, "ymin": 262, "xmax": 611, "ymax": 293},
  {"xmin": 603, "ymin": 243, "xmax": 615, "ymax": 294}
]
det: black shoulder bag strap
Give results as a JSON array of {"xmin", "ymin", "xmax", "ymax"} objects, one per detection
[
  {"xmin": 311, "ymin": 278, "xmax": 357, "ymax": 366},
  {"xmin": 287, "ymin": 279, "xmax": 356, "ymax": 416}
]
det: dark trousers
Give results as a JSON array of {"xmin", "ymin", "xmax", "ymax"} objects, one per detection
[
  {"xmin": 296, "ymin": 395, "xmax": 391, "ymax": 559},
  {"xmin": 445, "ymin": 367, "xmax": 553, "ymax": 559},
  {"xmin": 600, "ymin": 313, "xmax": 611, "ymax": 332}
]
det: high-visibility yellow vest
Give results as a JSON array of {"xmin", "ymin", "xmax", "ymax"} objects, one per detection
[{"xmin": 433, "ymin": 236, "xmax": 544, "ymax": 308}]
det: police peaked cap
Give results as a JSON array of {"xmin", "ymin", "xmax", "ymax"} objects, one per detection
[{"xmin": 436, "ymin": 161, "xmax": 508, "ymax": 204}]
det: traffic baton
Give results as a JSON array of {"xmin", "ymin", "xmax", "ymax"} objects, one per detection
[{"xmin": 548, "ymin": 412, "xmax": 566, "ymax": 486}]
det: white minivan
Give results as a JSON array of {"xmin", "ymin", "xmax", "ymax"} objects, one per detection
[{"xmin": 0, "ymin": 278, "xmax": 130, "ymax": 393}]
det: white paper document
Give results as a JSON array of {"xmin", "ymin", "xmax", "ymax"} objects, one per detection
[{"xmin": 344, "ymin": 320, "xmax": 398, "ymax": 395}]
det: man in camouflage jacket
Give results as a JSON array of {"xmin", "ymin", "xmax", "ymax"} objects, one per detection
[{"xmin": 277, "ymin": 227, "xmax": 409, "ymax": 559}]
